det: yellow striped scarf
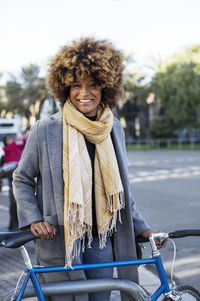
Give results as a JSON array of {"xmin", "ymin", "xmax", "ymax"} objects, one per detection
[{"xmin": 63, "ymin": 101, "xmax": 124, "ymax": 266}]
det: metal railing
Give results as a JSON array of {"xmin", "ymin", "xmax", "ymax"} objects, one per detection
[
  {"xmin": 126, "ymin": 137, "xmax": 200, "ymax": 149},
  {"xmin": 1, "ymin": 279, "xmax": 147, "ymax": 301}
]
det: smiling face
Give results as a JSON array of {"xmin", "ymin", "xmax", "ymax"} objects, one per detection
[{"xmin": 69, "ymin": 75, "xmax": 102, "ymax": 117}]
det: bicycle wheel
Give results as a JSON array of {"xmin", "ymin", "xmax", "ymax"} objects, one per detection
[
  {"xmin": 163, "ymin": 285, "xmax": 200, "ymax": 301},
  {"xmin": 175, "ymin": 285, "xmax": 200, "ymax": 301}
]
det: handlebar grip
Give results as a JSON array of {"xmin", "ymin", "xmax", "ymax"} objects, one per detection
[
  {"xmin": 135, "ymin": 236, "xmax": 149, "ymax": 243},
  {"xmin": 169, "ymin": 229, "xmax": 200, "ymax": 239}
]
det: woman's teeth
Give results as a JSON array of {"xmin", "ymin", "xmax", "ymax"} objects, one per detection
[{"xmin": 79, "ymin": 99, "xmax": 92, "ymax": 103}]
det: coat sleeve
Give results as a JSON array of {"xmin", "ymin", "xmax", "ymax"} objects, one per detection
[
  {"xmin": 13, "ymin": 121, "xmax": 43, "ymax": 229},
  {"xmin": 115, "ymin": 119, "xmax": 151, "ymax": 236}
]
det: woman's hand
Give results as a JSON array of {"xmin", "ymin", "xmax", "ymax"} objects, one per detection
[
  {"xmin": 140, "ymin": 229, "xmax": 168, "ymax": 249},
  {"xmin": 30, "ymin": 221, "xmax": 57, "ymax": 240}
]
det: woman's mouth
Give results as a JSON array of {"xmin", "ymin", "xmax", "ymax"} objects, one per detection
[{"xmin": 78, "ymin": 99, "xmax": 93, "ymax": 103}]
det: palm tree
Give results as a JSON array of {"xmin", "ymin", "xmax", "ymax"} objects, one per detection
[{"xmin": 4, "ymin": 64, "xmax": 58, "ymax": 126}]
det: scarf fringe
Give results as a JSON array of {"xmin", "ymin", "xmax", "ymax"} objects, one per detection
[
  {"xmin": 107, "ymin": 191, "xmax": 125, "ymax": 211},
  {"xmin": 65, "ymin": 225, "xmax": 93, "ymax": 268},
  {"xmin": 99, "ymin": 191, "xmax": 125, "ymax": 248},
  {"xmin": 98, "ymin": 207, "xmax": 122, "ymax": 249},
  {"xmin": 69, "ymin": 204, "xmax": 85, "ymax": 236},
  {"xmin": 65, "ymin": 191, "xmax": 125, "ymax": 266}
]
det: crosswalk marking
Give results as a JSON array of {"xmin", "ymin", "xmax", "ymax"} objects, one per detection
[
  {"xmin": 129, "ymin": 166, "xmax": 200, "ymax": 183},
  {"xmin": 127, "ymin": 157, "xmax": 198, "ymax": 167},
  {"xmin": 0, "ymin": 204, "xmax": 8, "ymax": 211}
]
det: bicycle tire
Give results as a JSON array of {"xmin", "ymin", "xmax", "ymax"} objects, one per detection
[
  {"xmin": 176, "ymin": 285, "xmax": 200, "ymax": 301},
  {"xmin": 163, "ymin": 285, "xmax": 200, "ymax": 301}
]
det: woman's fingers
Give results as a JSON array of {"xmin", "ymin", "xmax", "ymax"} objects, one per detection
[
  {"xmin": 30, "ymin": 221, "xmax": 57, "ymax": 240},
  {"xmin": 140, "ymin": 229, "xmax": 168, "ymax": 249},
  {"xmin": 156, "ymin": 238, "xmax": 168, "ymax": 249},
  {"xmin": 30, "ymin": 223, "xmax": 40, "ymax": 238}
]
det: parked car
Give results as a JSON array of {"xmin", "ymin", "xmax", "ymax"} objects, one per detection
[
  {"xmin": 0, "ymin": 118, "xmax": 19, "ymax": 190},
  {"xmin": 0, "ymin": 118, "xmax": 18, "ymax": 143}
]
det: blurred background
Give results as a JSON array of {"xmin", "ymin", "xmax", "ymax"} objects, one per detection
[
  {"xmin": 0, "ymin": 0, "xmax": 200, "ymax": 148},
  {"xmin": 0, "ymin": 0, "xmax": 199, "ymax": 296}
]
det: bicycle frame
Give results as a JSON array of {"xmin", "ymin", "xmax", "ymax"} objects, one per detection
[
  {"xmin": 2, "ymin": 229, "xmax": 200, "ymax": 300},
  {"xmin": 15, "ymin": 246, "xmax": 171, "ymax": 301}
]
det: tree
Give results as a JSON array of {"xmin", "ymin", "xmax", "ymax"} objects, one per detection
[
  {"xmin": 21, "ymin": 64, "xmax": 55, "ymax": 123},
  {"xmin": 0, "ymin": 73, "xmax": 6, "ymax": 114},
  {"xmin": 119, "ymin": 71, "xmax": 150, "ymax": 139},
  {"xmin": 4, "ymin": 64, "xmax": 58, "ymax": 126},
  {"xmin": 148, "ymin": 116, "xmax": 176, "ymax": 138},
  {"xmin": 149, "ymin": 45, "xmax": 200, "ymax": 138},
  {"xmin": 4, "ymin": 78, "xmax": 24, "ymax": 117}
]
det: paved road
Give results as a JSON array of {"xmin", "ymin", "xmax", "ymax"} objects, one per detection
[
  {"xmin": 127, "ymin": 150, "xmax": 200, "ymax": 290},
  {"xmin": 0, "ymin": 150, "xmax": 199, "ymax": 298}
]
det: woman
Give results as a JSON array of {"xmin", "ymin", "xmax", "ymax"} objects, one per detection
[
  {"xmin": 3, "ymin": 134, "xmax": 27, "ymax": 164},
  {"xmin": 1, "ymin": 134, "xmax": 26, "ymax": 229},
  {"xmin": 13, "ymin": 37, "xmax": 165, "ymax": 301}
]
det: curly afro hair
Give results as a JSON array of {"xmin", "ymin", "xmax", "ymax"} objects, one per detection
[{"xmin": 46, "ymin": 37, "xmax": 124, "ymax": 108}]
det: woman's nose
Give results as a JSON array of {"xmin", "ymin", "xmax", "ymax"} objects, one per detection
[{"xmin": 79, "ymin": 86, "xmax": 89, "ymax": 97}]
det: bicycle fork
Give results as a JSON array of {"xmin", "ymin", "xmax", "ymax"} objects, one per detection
[
  {"xmin": 16, "ymin": 246, "xmax": 45, "ymax": 301},
  {"xmin": 149, "ymin": 234, "xmax": 179, "ymax": 301}
]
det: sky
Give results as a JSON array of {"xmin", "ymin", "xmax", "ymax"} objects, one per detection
[{"xmin": 0, "ymin": 0, "xmax": 200, "ymax": 78}]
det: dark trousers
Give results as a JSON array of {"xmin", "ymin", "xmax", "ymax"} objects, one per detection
[{"xmin": 81, "ymin": 236, "xmax": 114, "ymax": 301}]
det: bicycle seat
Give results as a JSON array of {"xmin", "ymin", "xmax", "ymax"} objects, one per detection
[{"xmin": 0, "ymin": 230, "xmax": 36, "ymax": 248}]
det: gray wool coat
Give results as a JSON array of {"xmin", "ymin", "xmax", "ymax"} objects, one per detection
[{"xmin": 13, "ymin": 111, "xmax": 150, "ymax": 301}]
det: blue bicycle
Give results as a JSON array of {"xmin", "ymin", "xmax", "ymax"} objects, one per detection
[{"xmin": 0, "ymin": 229, "xmax": 200, "ymax": 300}]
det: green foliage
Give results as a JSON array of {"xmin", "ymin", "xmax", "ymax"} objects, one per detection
[
  {"xmin": 5, "ymin": 79, "xmax": 24, "ymax": 115},
  {"xmin": 119, "ymin": 71, "xmax": 150, "ymax": 138},
  {"xmin": 20, "ymin": 64, "xmax": 50, "ymax": 120},
  {"xmin": 125, "ymin": 72, "xmax": 149, "ymax": 106},
  {"xmin": 3, "ymin": 64, "xmax": 58, "ymax": 123},
  {"xmin": 149, "ymin": 45, "xmax": 200, "ymax": 137},
  {"xmin": 148, "ymin": 116, "xmax": 175, "ymax": 138},
  {"xmin": 126, "ymin": 142, "xmax": 200, "ymax": 151},
  {"xmin": 0, "ymin": 74, "xmax": 5, "ymax": 112}
]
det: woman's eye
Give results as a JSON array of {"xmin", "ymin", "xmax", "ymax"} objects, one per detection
[{"xmin": 89, "ymin": 82, "xmax": 97, "ymax": 87}]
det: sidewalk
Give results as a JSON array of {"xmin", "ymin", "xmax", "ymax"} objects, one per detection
[{"xmin": 0, "ymin": 182, "xmax": 160, "ymax": 300}]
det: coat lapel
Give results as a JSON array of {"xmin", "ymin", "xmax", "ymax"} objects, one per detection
[
  {"xmin": 46, "ymin": 111, "xmax": 63, "ymax": 169},
  {"xmin": 46, "ymin": 111, "xmax": 64, "ymax": 225},
  {"xmin": 112, "ymin": 118, "xmax": 139, "ymax": 288},
  {"xmin": 112, "ymin": 118, "xmax": 128, "ymax": 181}
]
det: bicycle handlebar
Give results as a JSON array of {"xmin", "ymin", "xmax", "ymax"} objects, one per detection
[
  {"xmin": 0, "ymin": 229, "xmax": 200, "ymax": 248},
  {"xmin": 168, "ymin": 229, "xmax": 200, "ymax": 238},
  {"xmin": 135, "ymin": 236, "xmax": 149, "ymax": 243},
  {"xmin": 136, "ymin": 229, "xmax": 200, "ymax": 243}
]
